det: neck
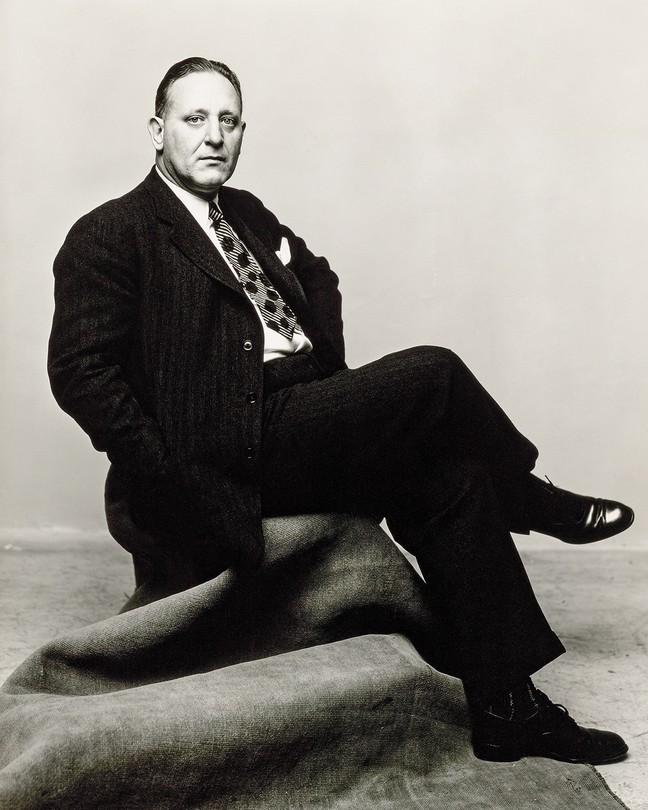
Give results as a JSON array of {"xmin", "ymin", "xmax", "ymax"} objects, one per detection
[{"xmin": 155, "ymin": 158, "xmax": 219, "ymax": 201}]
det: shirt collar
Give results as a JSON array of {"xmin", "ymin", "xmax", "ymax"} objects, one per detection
[{"xmin": 155, "ymin": 166, "xmax": 220, "ymax": 223}]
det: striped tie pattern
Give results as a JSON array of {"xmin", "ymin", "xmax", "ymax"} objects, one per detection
[{"xmin": 208, "ymin": 203, "xmax": 297, "ymax": 338}]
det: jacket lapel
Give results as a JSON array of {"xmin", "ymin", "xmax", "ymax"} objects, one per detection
[
  {"xmin": 143, "ymin": 169, "xmax": 318, "ymax": 338},
  {"xmin": 144, "ymin": 169, "xmax": 246, "ymax": 299},
  {"xmin": 220, "ymin": 197, "xmax": 313, "ymax": 327}
]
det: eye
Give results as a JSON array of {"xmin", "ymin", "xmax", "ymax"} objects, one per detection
[
  {"xmin": 221, "ymin": 116, "xmax": 237, "ymax": 128},
  {"xmin": 186, "ymin": 115, "xmax": 204, "ymax": 125}
]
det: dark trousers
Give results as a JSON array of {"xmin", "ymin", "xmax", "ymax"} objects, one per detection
[{"xmin": 260, "ymin": 346, "xmax": 565, "ymax": 701}]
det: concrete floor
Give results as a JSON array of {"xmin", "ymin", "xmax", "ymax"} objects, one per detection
[{"xmin": 0, "ymin": 531, "xmax": 646, "ymax": 810}]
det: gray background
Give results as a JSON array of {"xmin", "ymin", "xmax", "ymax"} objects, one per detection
[{"xmin": 1, "ymin": 0, "xmax": 646, "ymax": 542}]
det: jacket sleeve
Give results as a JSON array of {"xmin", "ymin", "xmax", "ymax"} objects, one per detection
[
  {"xmin": 47, "ymin": 208, "xmax": 169, "ymax": 486},
  {"xmin": 279, "ymin": 221, "xmax": 346, "ymax": 363},
  {"xmin": 48, "ymin": 205, "xmax": 250, "ymax": 567}
]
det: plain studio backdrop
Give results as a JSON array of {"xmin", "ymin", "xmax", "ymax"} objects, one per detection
[{"xmin": 0, "ymin": 0, "xmax": 646, "ymax": 544}]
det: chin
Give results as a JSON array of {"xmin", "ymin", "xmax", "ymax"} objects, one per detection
[
  {"xmin": 196, "ymin": 171, "xmax": 230, "ymax": 193},
  {"xmin": 184, "ymin": 178, "xmax": 222, "ymax": 197}
]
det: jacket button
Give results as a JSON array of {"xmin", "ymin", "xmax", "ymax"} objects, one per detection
[
  {"xmin": 243, "ymin": 340, "xmax": 253, "ymax": 351},
  {"xmin": 245, "ymin": 446, "xmax": 254, "ymax": 459},
  {"xmin": 247, "ymin": 392, "xmax": 257, "ymax": 404}
]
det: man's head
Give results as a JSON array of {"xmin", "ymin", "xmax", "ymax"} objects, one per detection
[{"xmin": 148, "ymin": 57, "xmax": 245, "ymax": 199}]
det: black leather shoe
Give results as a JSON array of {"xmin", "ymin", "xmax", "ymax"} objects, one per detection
[
  {"xmin": 472, "ymin": 691, "xmax": 629, "ymax": 765},
  {"xmin": 528, "ymin": 479, "xmax": 634, "ymax": 544}
]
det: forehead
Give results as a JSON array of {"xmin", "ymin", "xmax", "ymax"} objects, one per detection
[{"xmin": 166, "ymin": 71, "xmax": 241, "ymax": 115}]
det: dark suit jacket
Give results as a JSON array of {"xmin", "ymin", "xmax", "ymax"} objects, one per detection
[{"xmin": 48, "ymin": 167, "xmax": 346, "ymax": 588}]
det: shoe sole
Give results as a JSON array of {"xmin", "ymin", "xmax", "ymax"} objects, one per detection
[{"xmin": 473, "ymin": 741, "xmax": 629, "ymax": 766}]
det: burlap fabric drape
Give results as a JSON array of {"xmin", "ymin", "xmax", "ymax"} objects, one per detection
[{"xmin": 0, "ymin": 515, "xmax": 627, "ymax": 809}]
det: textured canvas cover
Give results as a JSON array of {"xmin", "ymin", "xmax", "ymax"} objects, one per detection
[{"xmin": 0, "ymin": 515, "xmax": 627, "ymax": 809}]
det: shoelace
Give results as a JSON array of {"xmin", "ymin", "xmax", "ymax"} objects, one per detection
[{"xmin": 534, "ymin": 690, "xmax": 589, "ymax": 739}]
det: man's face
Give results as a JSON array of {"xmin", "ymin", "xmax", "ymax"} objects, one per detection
[{"xmin": 148, "ymin": 71, "xmax": 245, "ymax": 198}]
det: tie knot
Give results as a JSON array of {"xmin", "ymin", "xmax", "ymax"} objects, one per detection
[{"xmin": 208, "ymin": 201, "xmax": 222, "ymax": 227}]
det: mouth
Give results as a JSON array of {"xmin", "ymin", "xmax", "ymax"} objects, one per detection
[{"xmin": 200, "ymin": 155, "xmax": 226, "ymax": 163}]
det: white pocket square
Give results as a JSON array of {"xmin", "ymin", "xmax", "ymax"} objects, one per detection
[{"xmin": 275, "ymin": 237, "xmax": 291, "ymax": 266}]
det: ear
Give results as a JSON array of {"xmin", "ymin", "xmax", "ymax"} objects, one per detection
[{"xmin": 147, "ymin": 116, "xmax": 165, "ymax": 152}]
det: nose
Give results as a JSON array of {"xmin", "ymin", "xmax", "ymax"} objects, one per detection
[{"xmin": 205, "ymin": 117, "xmax": 224, "ymax": 147}]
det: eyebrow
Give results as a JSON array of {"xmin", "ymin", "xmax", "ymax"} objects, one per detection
[{"xmin": 185, "ymin": 107, "xmax": 239, "ymax": 117}]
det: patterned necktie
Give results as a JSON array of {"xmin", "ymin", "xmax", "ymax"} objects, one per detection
[{"xmin": 208, "ymin": 202, "xmax": 297, "ymax": 338}]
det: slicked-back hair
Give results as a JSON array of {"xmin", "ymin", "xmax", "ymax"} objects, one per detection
[{"xmin": 155, "ymin": 57, "xmax": 243, "ymax": 118}]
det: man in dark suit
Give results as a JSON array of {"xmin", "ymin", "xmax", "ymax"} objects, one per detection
[{"xmin": 48, "ymin": 57, "xmax": 634, "ymax": 766}]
